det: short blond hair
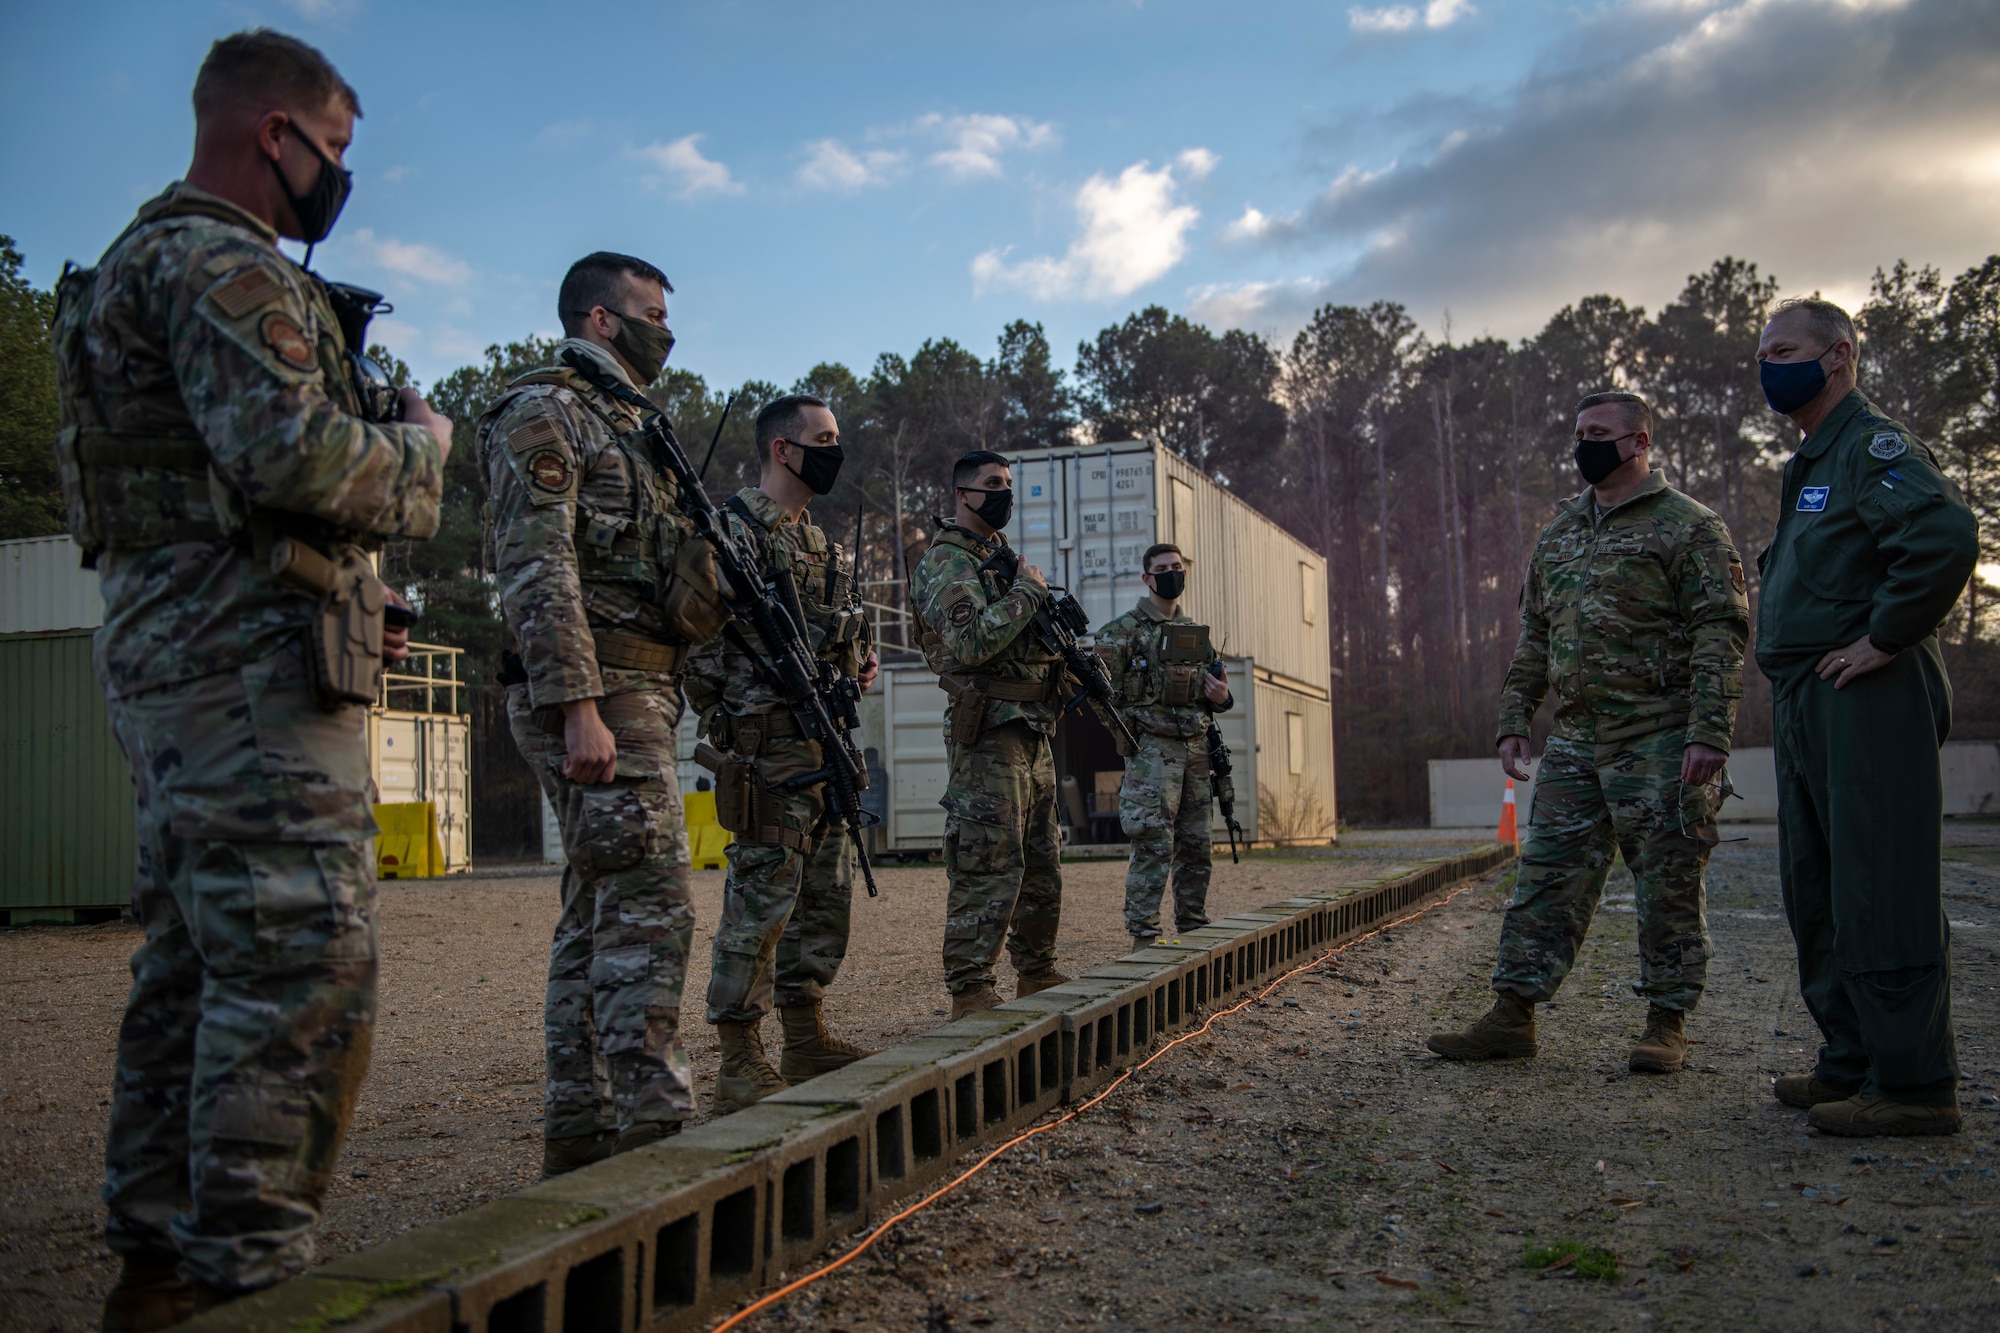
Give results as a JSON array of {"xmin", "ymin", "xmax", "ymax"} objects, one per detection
[{"xmin": 193, "ymin": 29, "xmax": 360, "ymax": 122}]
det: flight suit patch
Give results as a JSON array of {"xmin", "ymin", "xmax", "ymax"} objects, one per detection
[
  {"xmin": 949, "ymin": 601, "xmax": 976, "ymax": 627},
  {"xmin": 259, "ymin": 311, "xmax": 316, "ymax": 369},
  {"xmin": 1869, "ymin": 432, "xmax": 1908, "ymax": 460},
  {"xmin": 1797, "ymin": 486, "xmax": 1830, "ymax": 512},
  {"xmin": 526, "ymin": 449, "xmax": 573, "ymax": 494}
]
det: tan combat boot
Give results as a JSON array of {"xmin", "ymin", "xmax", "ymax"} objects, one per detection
[
  {"xmin": 1426, "ymin": 992, "xmax": 1538, "ymax": 1061},
  {"xmin": 950, "ymin": 982, "xmax": 1002, "ymax": 1020},
  {"xmin": 542, "ymin": 1129, "xmax": 617, "ymax": 1179},
  {"xmin": 614, "ymin": 1120, "xmax": 681, "ymax": 1155},
  {"xmin": 1629, "ymin": 1005, "xmax": 1688, "ymax": 1074},
  {"xmin": 1772, "ymin": 1073, "xmax": 1859, "ymax": 1108},
  {"xmin": 778, "ymin": 1000, "xmax": 875, "ymax": 1082},
  {"xmin": 1130, "ymin": 935, "xmax": 1158, "ymax": 954},
  {"xmin": 715, "ymin": 1019, "xmax": 789, "ymax": 1113},
  {"xmin": 1807, "ymin": 1094, "xmax": 1963, "ymax": 1138},
  {"xmin": 1016, "ymin": 966, "xmax": 1070, "ymax": 999},
  {"xmin": 101, "ymin": 1256, "xmax": 193, "ymax": 1332}
]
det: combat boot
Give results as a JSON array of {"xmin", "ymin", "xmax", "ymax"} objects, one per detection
[
  {"xmin": 778, "ymin": 1000, "xmax": 875, "ymax": 1081},
  {"xmin": 715, "ymin": 1019, "xmax": 789, "ymax": 1113},
  {"xmin": 1628, "ymin": 1005, "xmax": 1688, "ymax": 1074},
  {"xmin": 1129, "ymin": 935, "xmax": 1158, "ymax": 954},
  {"xmin": 101, "ymin": 1255, "xmax": 193, "ymax": 1332},
  {"xmin": 542, "ymin": 1129, "xmax": 617, "ymax": 1179},
  {"xmin": 950, "ymin": 982, "xmax": 1001, "ymax": 1020},
  {"xmin": 1016, "ymin": 966, "xmax": 1070, "ymax": 999},
  {"xmin": 1425, "ymin": 992, "xmax": 1538, "ymax": 1061},
  {"xmin": 1772, "ymin": 1073, "xmax": 1860, "ymax": 1108},
  {"xmin": 1807, "ymin": 1094, "xmax": 1963, "ymax": 1138},
  {"xmin": 614, "ymin": 1120, "xmax": 681, "ymax": 1155}
]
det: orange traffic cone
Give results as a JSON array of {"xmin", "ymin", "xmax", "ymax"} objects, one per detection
[{"xmin": 1497, "ymin": 778, "xmax": 1519, "ymax": 848}]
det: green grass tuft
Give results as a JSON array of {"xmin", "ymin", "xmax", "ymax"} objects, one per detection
[{"xmin": 1521, "ymin": 1238, "xmax": 1619, "ymax": 1280}]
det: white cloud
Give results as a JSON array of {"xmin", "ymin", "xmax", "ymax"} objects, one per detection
[
  {"xmin": 918, "ymin": 113, "xmax": 1058, "ymax": 180},
  {"xmin": 339, "ymin": 229, "xmax": 472, "ymax": 286},
  {"xmin": 382, "ymin": 164, "xmax": 414, "ymax": 182},
  {"xmin": 1213, "ymin": 0, "xmax": 2000, "ymax": 342},
  {"xmin": 1186, "ymin": 278, "xmax": 1333, "ymax": 334},
  {"xmin": 797, "ymin": 139, "xmax": 906, "ymax": 191},
  {"xmin": 1221, "ymin": 206, "xmax": 1285, "ymax": 243},
  {"xmin": 282, "ymin": 0, "xmax": 365, "ymax": 20},
  {"xmin": 1177, "ymin": 147, "xmax": 1220, "ymax": 181},
  {"xmin": 972, "ymin": 158, "xmax": 1201, "ymax": 301},
  {"xmin": 1348, "ymin": 0, "xmax": 1474, "ymax": 33},
  {"xmin": 631, "ymin": 135, "xmax": 745, "ymax": 199}
]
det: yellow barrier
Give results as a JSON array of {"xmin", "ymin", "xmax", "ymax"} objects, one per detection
[
  {"xmin": 374, "ymin": 801, "xmax": 442, "ymax": 879},
  {"xmin": 684, "ymin": 789, "xmax": 732, "ymax": 870}
]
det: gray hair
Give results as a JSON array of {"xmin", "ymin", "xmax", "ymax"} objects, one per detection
[{"xmin": 1770, "ymin": 297, "xmax": 1859, "ymax": 366}]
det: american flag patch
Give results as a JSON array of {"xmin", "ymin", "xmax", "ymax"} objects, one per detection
[
  {"xmin": 210, "ymin": 266, "xmax": 283, "ymax": 319},
  {"xmin": 508, "ymin": 413, "xmax": 562, "ymax": 453}
]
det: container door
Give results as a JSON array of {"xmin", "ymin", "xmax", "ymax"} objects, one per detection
[
  {"xmin": 883, "ymin": 663, "xmax": 948, "ymax": 850},
  {"xmin": 372, "ymin": 713, "xmax": 423, "ymax": 806},
  {"xmin": 424, "ymin": 715, "xmax": 471, "ymax": 872},
  {"xmin": 1070, "ymin": 446, "xmax": 1158, "ymax": 630}
]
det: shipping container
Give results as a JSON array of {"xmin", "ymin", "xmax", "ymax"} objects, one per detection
[{"xmin": 858, "ymin": 439, "xmax": 1336, "ymax": 852}]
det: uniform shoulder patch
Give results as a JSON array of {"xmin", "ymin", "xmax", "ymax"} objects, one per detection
[
  {"xmin": 525, "ymin": 448, "xmax": 574, "ymax": 495},
  {"xmin": 949, "ymin": 600, "xmax": 976, "ymax": 627},
  {"xmin": 1730, "ymin": 562, "xmax": 1746, "ymax": 594},
  {"xmin": 508, "ymin": 411, "xmax": 564, "ymax": 455},
  {"xmin": 210, "ymin": 265, "xmax": 283, "ymax": 319},
  {"xmin": 258, "ymin": 310, "xmax": 315, "ymax": 369},
  {"xmin": 1869, "ymin": 432, "xmax": 1908, "ymax": 461}
]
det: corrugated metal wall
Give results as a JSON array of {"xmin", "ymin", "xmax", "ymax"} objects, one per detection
[
  {"xmin": 0, "ymin": 536, "xmax": 104, "ymax": 635},
  {"xmin": 1251, "ymin": 675, "xmax": 1337, "ymax": 843},
  {"xmin": 0, "ymin": 630, "xmax": 136, "ymax": 909}
]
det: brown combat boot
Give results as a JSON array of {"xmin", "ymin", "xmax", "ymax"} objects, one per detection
[
  {"xmin": 715, "ymin": 1019, "xmax": 789, "ymax": 1113},
  {"xmin": 950, "ymin": 982, "xmax": 1002, "ymax": 1020},
  {"xmin": 1629, "ymin": 1005, "xmax": 1688, "ymax": 1074},
  {"xmin": 778, "ymin": 1000, "xmax": 875, "ymax": 1082},
  {"xmin": 1129, "ymin": 935, "xmax": 1157, "ymax": 954},
  {"xmin": 1773, "ymin": 1073, "xmax": 1860, "ymax": 1108},
  {"xmin": 542, "ymin": 1129, "xmax": 618, "ymax": 1179},
  {"xmin": 101, "ymin": 1255, "xmax": 193, "ymax": 1332},
  {"xmin": 1016, "ymin": 966, "xmax": 1070, "ymax": 999},
  {"xmin": 1426, "ymin": 992, "xmax": 1538, "ymax": 1061},
  {"xmin": 1808, "ymin": 1094, "xmax": 1963, "ymax": 1138}
]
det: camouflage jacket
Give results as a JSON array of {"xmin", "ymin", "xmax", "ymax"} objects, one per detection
[
  {"xmin": 1094, "ymin": 599, "xmax": 1233, "ymax": 741},
  {"xmin": 1498, "ymin": 469, "xmax": 1749, "ymax": 752},
  {"xmin": 910, "ymin": 522, "xmax": 1061, "ymax": 735},
  {"xmin": 57, "ymin": 182, "xmax": 444, "ymax": 697},
  {"xmin": 479, "ymin": 338, "xmax": 699, "ymax": 708},
  {"xmin": 683, "ymin": 486, "xmax": 869, "ymax": 719}
]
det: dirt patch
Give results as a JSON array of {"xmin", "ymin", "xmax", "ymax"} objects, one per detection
[
  {"xmin": 0, "ymin": 830, "xmax": 1482, "ymax": 1330},
  {"xmin": 719, "ymin": 829, "xmax": 2000, "ymax": 1333}
]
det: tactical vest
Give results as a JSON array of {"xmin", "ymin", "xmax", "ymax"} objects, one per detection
[
  {"xmin": 1119, "ymin": 617, "xmax": 1216, "ymax": 708},
  {"xmin": 918, "ymin": 526, "xmax": 1062, "ymax": 740},
  {"xmin": 723, "ymin": 492, "xmax": 867, "ymax": 671},
  {"xmin": 51, "ymin": 193, "xmax": 364, "ymax": 563}
]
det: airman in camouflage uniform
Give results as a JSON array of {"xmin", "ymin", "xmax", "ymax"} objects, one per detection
[
  {"xmin": 54, "ymin": 33, "xmax": 451, "ymax": 1326},
  {"xmin": 686, "ymin": 396, "xmax": 878, "ymax": 1110},
  {"xmin": 482, "ymin": 253, "xmax": 721, "ymax": 1173},
  {"xmin": 1093, "ymin": 543, "xmax": 1233, "ymax": 949},
  {"xmin": 911, "ymin": 452, "xmax": 1070, "ymax": 1017},
  {"xmin": 1431, "ymin": 391, "xmax": 1748, "ymax": 1075}
]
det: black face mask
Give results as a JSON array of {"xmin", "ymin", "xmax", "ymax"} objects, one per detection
[
  {"xmin": 270, "ymin": 120, "xmax": 352, "ymax": 247},
  {"xmin": 781, "ymin": 440, "xmax": 844, "ymax": 496},
  {"xmin": 1573, "ymin": 432, "xmax": 1636, "ymax": 486},
  {"xmin": 606, "ymin": 310, "xmax": 676, "ymax": 386},
  {"xmin": 1150, "ymin": 569, "xmax": 1186, "ymax": 600},
  {"xmin": 962, "ymin": 487, "xmax": 1013, "ymax": 530}
]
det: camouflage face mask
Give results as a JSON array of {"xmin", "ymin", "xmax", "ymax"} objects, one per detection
[{"xmin": 607, "ymin": 310, "xmax": 676, "ymax": 385}]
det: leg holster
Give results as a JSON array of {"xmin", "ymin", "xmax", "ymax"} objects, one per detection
[{"xmin": 706, "ymin": 711, "xmax": 814, "ymax": 851}]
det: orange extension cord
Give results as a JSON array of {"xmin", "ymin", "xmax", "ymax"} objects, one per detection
[{"xmin": 708, "ymin": 878, "xmax": 1484, "ymax": 1332}]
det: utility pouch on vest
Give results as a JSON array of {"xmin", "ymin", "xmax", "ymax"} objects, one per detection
[
  {"xmin": 713, "ymin": 756, "xmax": 755, "ymax": 836},
  {"xmin": 660, "ymin": 537, "xmax": 730, "ymax": 645},
  {"xmin": 271, "ymin": 537, "xmax": 385, "ymax": 711},
  {"xmin": 1162, "ymin": 663, "xmax": 1201, "ymax": 706},
  {"xmin": 943, "ymin": 674, "xmax": 988, "ymax": 745}
]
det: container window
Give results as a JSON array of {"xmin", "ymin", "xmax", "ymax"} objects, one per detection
[
  {"xmin": 1287, "ymin": 712, "xmax": 1305, "ymax": 776},
  {"xmin": 1300, "ymin": 563, "xmax": 1316, "ymax": 627},
  {"xmin": 1171, "ymin": 477, "xmax": 1195, "ymax": 553}
]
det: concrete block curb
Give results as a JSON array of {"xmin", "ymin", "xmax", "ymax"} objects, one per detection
[{"xmin": 180, "ymin": 843, "xmax": 1517, "ymax": 1333}]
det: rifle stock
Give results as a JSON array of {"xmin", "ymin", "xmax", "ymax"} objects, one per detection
[{"xmin": 1205, "ymin": 661, "xmax": 1244, "ymax": 863}]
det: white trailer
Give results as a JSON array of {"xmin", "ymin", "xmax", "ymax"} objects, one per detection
[{"xmin": 862, "ymin": 439, "xmax": 1337, "ymax": 853}]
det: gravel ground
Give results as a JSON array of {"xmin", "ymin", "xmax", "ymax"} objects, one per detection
[
  {"xmin": 0, "ymin": 829, "xmax": 1485, "ymax": 1331},
  {"xmin": 726, "ymin": 827, "xmax": 2000, "ymax": 1333}
]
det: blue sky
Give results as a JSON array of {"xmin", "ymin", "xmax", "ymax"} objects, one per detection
[{"xmin": 6, "ymin": 0, "xmax": 1997, "ymax": 393}]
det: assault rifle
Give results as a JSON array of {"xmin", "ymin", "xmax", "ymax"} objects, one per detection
[
  {"xmin": 559, "ymin": 349, "xmax": 880, "ymax": 896},
  {"xmin": 974, "ymin": 544, "xmax": 1139, "ymax": 753},
  {"xmin": 1204, "ymin": 660, "xmax": 1245, "ymax": 864},
  {"xmin": 319, "ymin": 279, "xmax": 403, "ymax": 423}
]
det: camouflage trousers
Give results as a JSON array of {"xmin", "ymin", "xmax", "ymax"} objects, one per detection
[
  {"xmin": 705, "ymin": 733, "xmax": 854, "ymax": 1024},
  {"xmin": 509, "ymin": 671, "xmax": 695, "ymax": 1140},
  {"xmin": 1494, "ymin": 728, "xmax": 1715, "ymax": 1010},
  {"xmin": 942, "ymin": 720, "xmax": 1063, "ymax": 993},
  {"xmin": 101, "ymin": 640, "xmax": 378, "ymax": 1294},
  {"xmin": 1119, "ymin": 733, "xmax": 1213, "ymax": 940}
]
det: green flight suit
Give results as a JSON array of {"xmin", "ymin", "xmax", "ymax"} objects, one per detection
[{"xmin": 1757, "ymin": 389, "xmax": 1977, "ymax": 1107}]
